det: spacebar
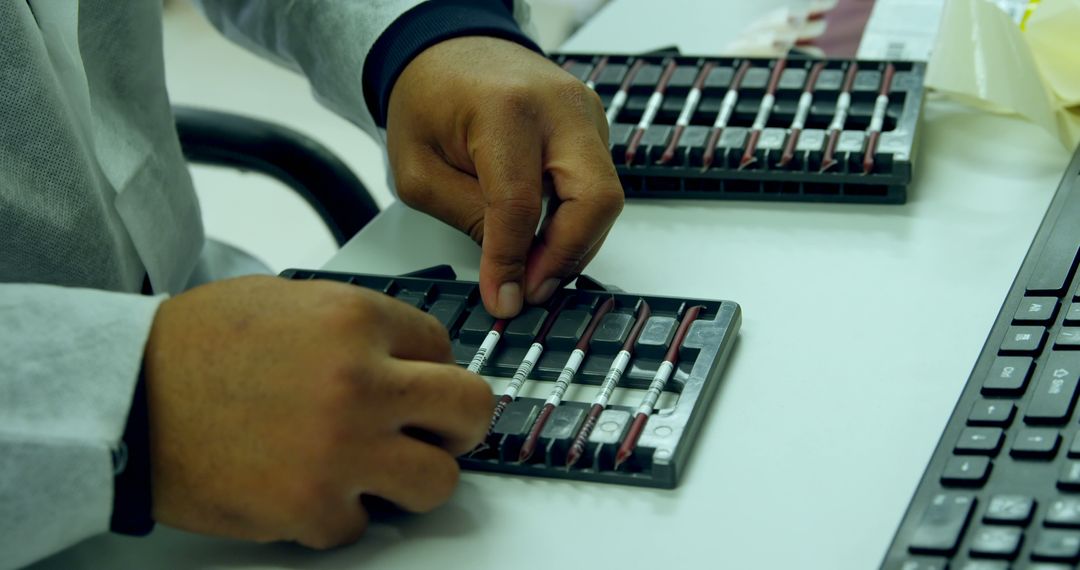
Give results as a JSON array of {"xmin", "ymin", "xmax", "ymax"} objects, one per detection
[{"xmin": 1026, "ymin": 176, "xmax": 1080, "ymax": 295}]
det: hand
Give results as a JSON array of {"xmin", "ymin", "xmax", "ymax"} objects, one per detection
[
  {"xmin": 386, "ymin": 36, "xmax": 624, "ymax": 319},
  {"xmin": 143, "ymin": 276, "xmax": 492, "ymax": 548}
]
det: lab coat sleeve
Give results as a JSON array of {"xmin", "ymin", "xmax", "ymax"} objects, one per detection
[
  {"xmin": 0, "ymin": 285, "xmax": 165, "ymax": 570},
  {"xmin": 192, "ymin": 0, "xmax": 537, "ymax": 140}
]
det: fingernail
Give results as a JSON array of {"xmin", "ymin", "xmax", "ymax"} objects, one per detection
[
  {"xmin": 529, "ymin": 278, "xmax": 560, "ymax": 304},
  {"xmin": 496, "ymin": 282, "xmax": 522, "ymax": 317}
]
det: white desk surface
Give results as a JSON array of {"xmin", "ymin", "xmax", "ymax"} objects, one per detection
[{"xmin": 31, "ymin": 1, "xmax": 1073, "ymax": 569}]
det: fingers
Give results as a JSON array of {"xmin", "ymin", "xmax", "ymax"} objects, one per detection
[
  {"xmin": 522, "ymin": 127, "xmax": 623, "ymax": 304},
  {"xmin": 361, "ymin": 436, "xmax": 462, "ymax": 514},
  {"xmin": 383, "ymin": 359, "xmax": 493, "ymax": 456},
  {"xmin": 394, "ymin": 146, "xmax": 533, "ymax": 319},
  {"xmin": 469, "ymin": 116, "xmax": 545, "ymax": 318}
]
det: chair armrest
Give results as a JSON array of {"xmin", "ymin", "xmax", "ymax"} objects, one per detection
[{"xmin": 173, "ymin": 106, "xmax": 379, "ymax": 246}]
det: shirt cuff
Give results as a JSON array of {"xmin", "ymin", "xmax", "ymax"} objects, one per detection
[{"xmin": 363, "ymin": 0, "xmax": 544, "ymax": 128}]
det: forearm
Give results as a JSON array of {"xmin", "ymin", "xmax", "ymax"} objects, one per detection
[{"xmin": 192, "ymin": 0, "xmax": 539, "ymax": 138}]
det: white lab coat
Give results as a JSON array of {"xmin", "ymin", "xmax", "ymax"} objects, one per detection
[{"xmin": 0, "ymin": 1, "xmax": 530, "ymax": 567}]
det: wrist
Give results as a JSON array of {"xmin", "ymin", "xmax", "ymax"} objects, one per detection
[{"xmin": 363, "ymin": 0, "xmax": 543, "ymax": 128}]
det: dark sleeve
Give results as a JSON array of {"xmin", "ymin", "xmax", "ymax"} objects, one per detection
[{"xmin": 362, "ymin": 0, "xmax": 544, "ymax": 128}]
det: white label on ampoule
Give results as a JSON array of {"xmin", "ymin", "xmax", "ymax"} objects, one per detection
[
  {"xmin": 637, "ymin": 361, "xmax": 675, "ymax": 415},
  {"xmin": 505, "ymin": 343, "xmax": 543, "ymax": 398},
  {"xmin": 467, "ymin": 330, "xmax": 501, "ymax": 373},
  {"xmin": 606, "ymin": 91, "xmax": 627, "ymax": 125},
  {"xmin": 751, "ymin": 93, "xmax": 775, "ymax": 130},
  {"xmin": 547, "ymin": 349, "xmax": 585, "ymax": 405},
  {"xmin": 713, "ymin": 89, "xmax": 739, "ymax": 128},
  {"xmin": 828, "ymin": 92, "xmax": 851, "ymax": 131},
  {"xmin": 596, "ymin": 350, "xmax": 632, "ymax": 408},
  {"xmin": 637, "ymin": 91, "xmax": 664, "ymax": 129},
  {"xmin": 675, "ymin": 88, "xmax": 702, "ymax": 127},
  {"xmin": 868, "ymin": 94, "xmax": 888, "ymax": 132},
  {"xmin": 791, "ymin": 91, "xmax": 813, "ymax": 130}
]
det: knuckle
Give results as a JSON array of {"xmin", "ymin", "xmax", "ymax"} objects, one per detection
[
  {"xmin": 546, "ymin": 241, "xmax": 590, "ymax": 272},
  {"xmin": 418, "ymin": 312, "xmax": 453, "ymax": 358},
  {"xmin": 493, "ymin": 82, "xmax": 540, "ymax": 121},
  {"xmin": 463, "ymin": 212, "xmax": 485, "ymax": 245},
  {"xmin": 554, "ymin": 75, "xmax": 600, "ymax": 112},
  {"xmin": 454, "ymin": 373, "xmax": 495, "ymax": 447},
  {"xmin": 461, "ymin": 373, "xmax": 496, "ymax": 420},
  {"xmin": 320, "ymin": 291, "xmax": 377, "ymax": 333},
  {"xmin": 393, "ymin": 163, "xmax": 434, "ymax": 208},
  {"xmin": 590, "ymin": 184, "xmax": 625, "ymax": 216}
]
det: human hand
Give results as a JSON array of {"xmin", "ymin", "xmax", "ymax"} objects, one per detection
[
  {"xmin": 386, "ymin": 36, "xmax": 624, "ymax": 319},
  {"xmin": 143, "ymin": 276, "xmax": 492, "ymax": 548}
]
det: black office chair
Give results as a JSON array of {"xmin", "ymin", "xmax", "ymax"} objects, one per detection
[{"xmin": 173, "ymin": 106, "xmax": 380, "ymax": 246}]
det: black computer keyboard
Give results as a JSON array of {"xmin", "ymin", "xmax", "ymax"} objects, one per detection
[{"xmin": 882, "ymin": 145, "xmax": 1080, "ymax": 570}]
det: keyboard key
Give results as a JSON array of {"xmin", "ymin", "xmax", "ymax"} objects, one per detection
[
  {"xmin": 897, "ymin": 560, "xmax": 948, "ymax": 570},
  {"xmin": 957, "ymin": 562, "xmax": 1009, "ymax": 570},
  {"xmin": 982, "ymin": 356, "xmax": 1034, "ymax": 396},
  {"xmin": 1031, "ymin": 529, "xmax": 1080, "ymax": 562},
  {"xmin": 1046, "ymin": 498, "xmax": 1080, "ymax": 527},
  {"xmin": 427, "ymin": 298, "xmax": 466, "ymax": 331},
  {"xmin": 1065, "ymin": 303, "xmax": 1080, "ymax": 324},
  {"xmin": 1056, "ymin": 327, "xmax": 1080, "ymax": 349},
  {"xmin": 968, "ymin": 400, "xmax": 1016, "ymax": 427},
  {"xmin": 955, "ymin": 427, "xmax": 1004, "ymax": 455},
  {"xmin": 1011, "ymin": 429, "xmax": 1061, "ymax": 458},
  {"xmin": 999, "ymin": 325, "xmax": 1047, "ymax": 355},
  {"xmin": 984, "ymin": 495, "xmax": 1035, "ymax": 525},
  {"xmin": 1058, "ymin": 461, "xmax": 1080, "ymax": 491},
  {"xmin": 941, "ymin": 456, "xmax": 991, "ymax": 487},
  {"xmin": 1027, "ymin": 563, "xmax": 1075, "ymax": 570},
  {"xmin": 1024, "ymin": 352, "xmax": 1080, "ymax": 424},
  {"xmin": 1069, "ymin": 432, "xmax": 1080, "ymax": 457},
  {"xmin": 908, "ymin": 493, "xmax": 976, "ymax": 555},
  {"xmin": 1015, "ymin": 297, "xmax": 1060, "ymax": 324},
  {"xmin": 969, "ymin": 525, "xmax": 1023, "ymax": 558},
  {"xmin": 1024, "ymin": 211, "xmax": 1080, "ymax": 295}
]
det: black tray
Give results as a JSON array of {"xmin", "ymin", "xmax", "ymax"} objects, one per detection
[
  {"xmin": 280, "ymin": 268, "xmax": 741, "ymax": 488},
  {"xmin": 555, "ymin": 51, "xmax": 925, "ymax": 204}
]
